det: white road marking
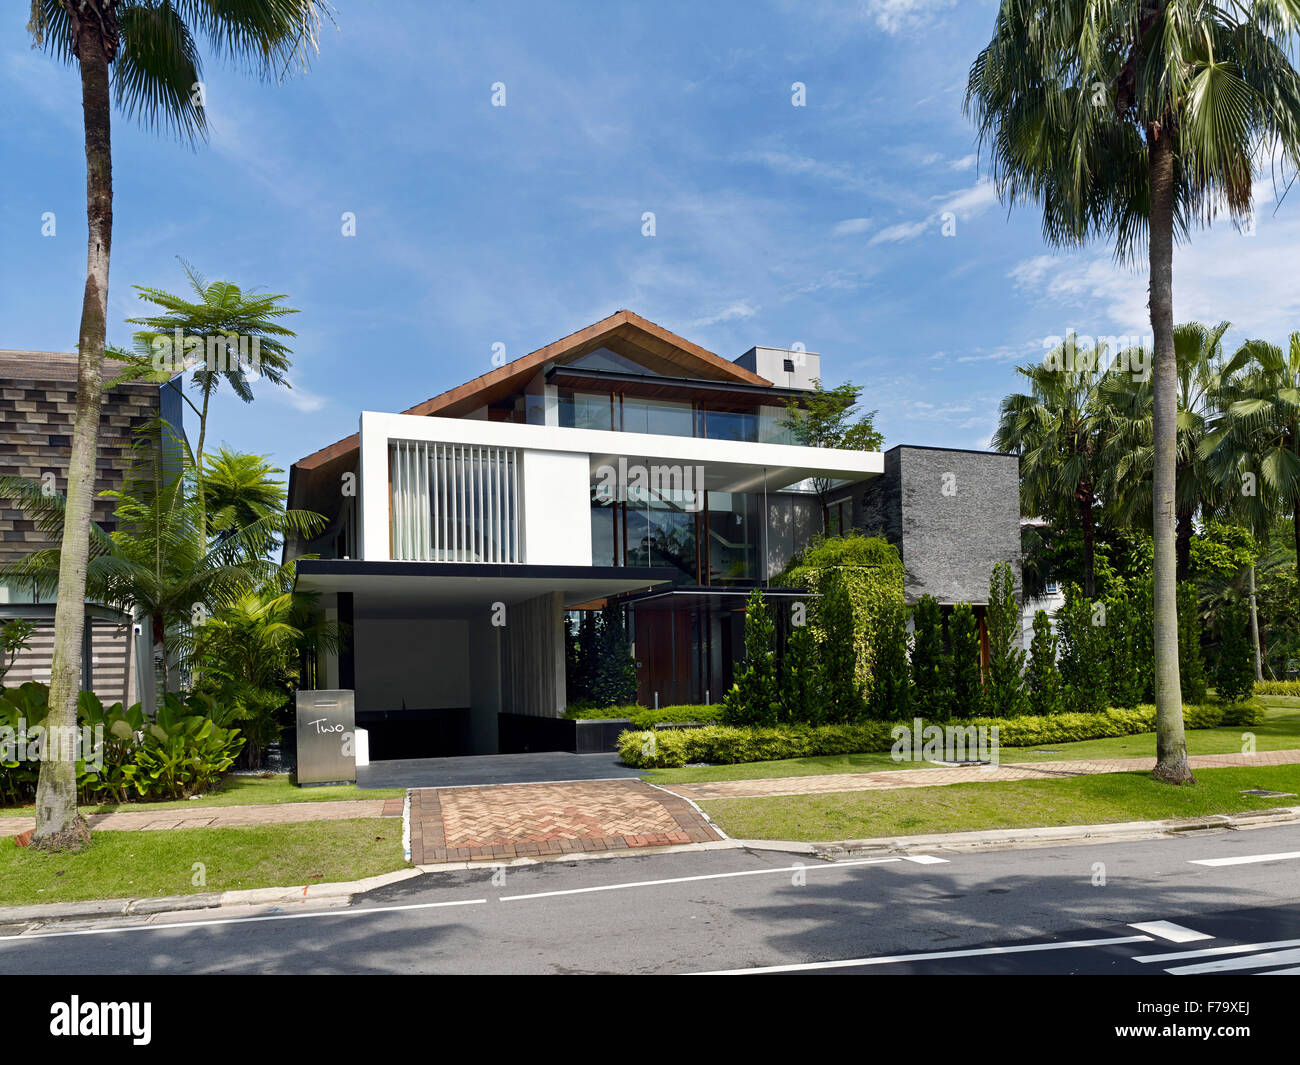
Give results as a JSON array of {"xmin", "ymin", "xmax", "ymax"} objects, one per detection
[
  {"xmin": 0, "ymin": 897, "xmax": 487, "ymax": 943},
  {"xmin": 1189, "ymin": 851, "xmax": 1300, "ymax": 867},
  {"xmin": 1165, "ymin": 946, "xmax": 1300, "ymax": 975},
  {"xmin": 902, "ymin": 855, "xmax": 949, "ymax": 864},
  {"xmin": 1133, "ymin": 938, "xmax": 1300, "ymax": 964},
  {"xmin": 689, "ymin": 935, "xmax": 1153, "ymax": 975},
  {"xmin": 1127, "ymin": 921, "xmax": 1213, "ymax": 943},
  {"xmin": 498, "ymin": 858, "xmax": 902, "ymax": 901}
]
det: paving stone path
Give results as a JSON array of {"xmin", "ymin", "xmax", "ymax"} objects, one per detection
[
  {"xmin": 666, "ymin": 749, "xmax": 1300, "ymax": 801},
  {"xmin": 0, "ymin": 797, "xmax": 403, "ymax": 838}
]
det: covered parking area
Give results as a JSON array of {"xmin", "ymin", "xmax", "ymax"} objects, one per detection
[{"xmin": 294, "ymin": 560, "xmax": 673, "ymax": 759}]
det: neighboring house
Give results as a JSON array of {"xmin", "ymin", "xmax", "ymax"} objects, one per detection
[
  {"xmin": 285, "ymin": 310, "xmax": 1021, "ymax": 757},
  {"xmin": 0, "ymin": 349, "xmax": 183, "ymax": 706}
]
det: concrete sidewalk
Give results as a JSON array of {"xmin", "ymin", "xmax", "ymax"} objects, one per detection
[
  {"xmin": 0, "ymin": 797, "xmax": 403, "ymax": 838},
  {"xmin": 667, "ymin": 748, "xmax": 1300, "ymax": 800}
]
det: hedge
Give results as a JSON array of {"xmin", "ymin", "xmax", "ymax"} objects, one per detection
[
  {"xmin": 617, "ymin": 701, "xmax": 1264, "ymax": 768},
  {"xmin": 1255, "ymin": 680, "xmax": 1300, "ymax": 697},
  {"xmin": 565, "ymin": 703, "xmax": 719, "ymax": 728}
]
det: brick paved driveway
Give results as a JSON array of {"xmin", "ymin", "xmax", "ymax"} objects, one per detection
[{"xmin": 409, "ymin": 779, "xmax": 722, "ymax": 863}]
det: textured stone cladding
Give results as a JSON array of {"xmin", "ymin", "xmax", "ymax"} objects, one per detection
[
  {"xmin": 853, "ymin": 446, "xmax": 1021, "ymax": 605},
  {"xmin": 0, "ymin": 365, "xmax": 160, "ymax": 565}
]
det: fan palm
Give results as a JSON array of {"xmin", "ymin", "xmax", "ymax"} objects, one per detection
[
  {"xmin": 967, "ymin": 0, "xmax": 1300, "ymax": 784},
  {"xmin": 1100, "ymin": 321, "xmax": 1249, "ymax": 578},
  {"xmin": 993, "ymin": 338, "xmax": 1113, "ymax": 597},
  {"xmin": 24, "ymin": 0, "xmax": 330, "ymax": 847}
]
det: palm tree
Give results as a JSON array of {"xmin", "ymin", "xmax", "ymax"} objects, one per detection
[
  {"xmin": 1, "ymin": 454, "xmax": 324, "ymax": 701},
  {"xmin": 202, "ymin": 448, "xmax": 288, "ymax": 540},
  {"xmin": 967, "ymin": 1, "xmax": 1300, "ymax": 785},
  {"xmin": 120, "ymin": 264, "xmax": 299, "ymax": 532},
  {"xmin": 23, "ymin": 0, "xmax": 328, "ymax": 847},
  {"xmin": 1101, "ymin": 322, "xmax": 1249, "ymax": 579},
  {"xmin": 1208, "ymin": 333, "xmax": 1300, "ymax": 582},
  {"xmin": 993, "ymin": 338, "xmax": 1113, "ymax": 597}
]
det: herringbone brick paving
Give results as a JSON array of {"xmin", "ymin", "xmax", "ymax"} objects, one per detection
[{"xmin": 409, "ymin": 779, "xmax": 722, "ymax": 864}]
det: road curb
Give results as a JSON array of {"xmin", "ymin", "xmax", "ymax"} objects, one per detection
[
  {"xmin": 0, "ymin": 866, "xmax": 424, "ymax": 930},
  {"xmin": 736, "ymin": 805, "xmax": 1300, "ymax": 858}
]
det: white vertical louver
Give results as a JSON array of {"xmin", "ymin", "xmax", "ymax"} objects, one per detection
[{"xmin": 389, "ymin": 440, "xmax": 522, "ymax": 562}]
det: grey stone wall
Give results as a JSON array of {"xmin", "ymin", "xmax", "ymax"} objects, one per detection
[{"xmin": 841, "ymin": 445, "xmax": 1021, "ymax": 605}]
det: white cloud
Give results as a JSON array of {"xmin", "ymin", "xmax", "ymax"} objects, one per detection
[
  {"xmin": 831, "ymin": 217, "xmax": 873, "ymax": 236},
  {"xmin": 1006, "ymin": 202, "xmax": 1300, "ymax": 349},
  {"xmin": 949, "ymin": 153, "xmax": 979, "ymax": 171},
  {"xmin": 870, "ymin": 178, "xmax": 999, "ymax": 245},
  {"xmin": 692, "ymin": 300, "xmax": 758, "ymax": 327}
]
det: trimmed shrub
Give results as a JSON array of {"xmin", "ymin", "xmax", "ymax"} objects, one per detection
[
  {"xmin": 780, "ymin": 620, "xmax": 820, "ymax": 724},
  {"xmin": 617, "ymin": 701, "xmax": 1263, "ymax": 768},
  {"xmin": 1058, "ymin": 583, "xmax": 1110, "ymax": 714},
  {"xmin": 818, "ymin": 578, "xmax": 866, "ymax": 721},
  {"xmin": 948, "ymin": 602, "xmax": 984, "ymax": 718},
  {"xmin": 1104, "ymin": 585, "xmax": 1144, "ymax": 709},
  {"xmin": 867, "ymin": 594, "xmax": 911, "ymax": 720},
  {"xmin": 985, "ymin": 562, "xmax": 1027, "ymax": 717},
  {"xmin": 1214, "ymin": 599, "xmax": 1256, "ymax": 703},
  {"xmin": 1177, "ymin": 580, "xmax": 1208, "ymax": 704},
  {"xmin": 1025, "ymin": 609, "xmax": 1063, "ymax": 716},
  {"xmin": 1255, "ymin": 680, "xmax": 1300, "ymax": 697},
  {"xmin": 910, "ymin": 594, "xmax": 949, "ymax": 722},
  {"xmin": 722, "ymin": 589, "xmax": 781, "ymax": 726}
]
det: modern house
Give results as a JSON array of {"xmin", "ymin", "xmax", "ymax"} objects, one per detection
[
  {"xmin": 0, "ymin": 350, "xmax": 183, "ymax": 706},
  {"xmin": 285, "ymin": 311, "xmax": 1021, "ymax": 758}
]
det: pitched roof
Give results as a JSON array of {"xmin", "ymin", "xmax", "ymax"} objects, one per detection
[
  {"xmin": 0, "ymin": 349, "xmax": 150, "ymax": 387},
  {"xmin": 292, "ymin": 309, "xmax": 770, "ymax": 472}
]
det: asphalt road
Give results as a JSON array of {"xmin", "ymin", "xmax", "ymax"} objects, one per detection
[{"xmin": 3, "ymin": 825, "xmax": 1299, "ymax": 975}]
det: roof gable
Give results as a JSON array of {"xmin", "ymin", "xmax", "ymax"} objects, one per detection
[{"xmin": 293, "ymin": 310, "xmax": 770, "ymax": 472}]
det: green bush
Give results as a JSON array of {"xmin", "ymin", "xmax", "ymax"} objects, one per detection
[
  {"xmin": 910, "ymin": 594, "xmax": 949, "ymax": 722},
  {"xmin": 1025, "ymin": 609, "xmax": 1063, "ymax": 716},
  {"xmin": 722, "ymin": 589, "xmax": 781, "ymax": 726},
  {"xmin": 1058, "ymin": 583, "xmax": 1110, "ymax": 714},
  {"xmin": 819, "ymin": 578, "xmax": 867, "ymax": 721},
  {"xmin": 948, "ymin": 602, "xmax": 984, "ymax": 718},
  {"xmin": 617, "ymin": 701, "xmax": 1263, "ymax": 768},
  {"xmin": 0, "ymin": 682, "xmax": 243, "ymax": 805},
  {"xmin": 1178, "ymin": 580, "xmax": 1208, "ymax": 703},
  {"xmin": 564, "ymin": 703, "xmax": 720, "ymax": 728},
  {"xmin": 1214, "ymin": 599, "xmax": 1257, "ymax": 703},
  {"xmin": 985, "ymin": 562, "xmax": 1027, "ymax": 717},
  {"xmin": 1255, "ymin": 680, "xmax": 1300, "ymax": 697},
  {"xmin": 780, "ymin": 620, "xmax": 819, "ymax": 724},
  {"xmin": 867, "ymin": 595, "xmax": 910, "ymax": 720}
]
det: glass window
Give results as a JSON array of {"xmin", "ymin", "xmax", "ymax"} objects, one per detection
[
  {"xmin": 703, "ymin": 407, "xmax": 757, "ymax": 442},
  {"xmin": 567, "ymin": 347, "xmax": 659, "ymax": 376},
  {"xmin": 621, "ymin": 396, "xmax": 693, "ymax": 437},
  {"xmin": 558, "ymin": 390, "xmax": 613, "ymax": 430}
]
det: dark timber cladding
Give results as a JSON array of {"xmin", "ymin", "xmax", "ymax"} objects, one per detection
[{"xmin": 843, "ymin": 445, "xmax": 1021, "ymax": 605}]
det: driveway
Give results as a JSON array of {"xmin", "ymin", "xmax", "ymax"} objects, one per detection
[{"xmin": 355, "ymin": 751, "xmax": 642, "ymax": 789}]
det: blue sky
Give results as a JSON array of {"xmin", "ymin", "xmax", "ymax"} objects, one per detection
[{"xmin": 3, "ymin": 0, "xmax": 1299, "ymax": 476}]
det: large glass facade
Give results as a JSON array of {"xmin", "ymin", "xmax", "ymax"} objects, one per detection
[{"xmin": 557, "ymin": 388, "xmax": 793, "ymax": 444}]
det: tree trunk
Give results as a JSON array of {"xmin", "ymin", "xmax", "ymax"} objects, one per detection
[
  {"xmin": 1248, "ymin": 564, "xmax": 1263, "ymax": 683},
  {"xmin": 1148, "ymin": 123, "xmax": 1192, "ymax": 785},
  {"xmin": 33, "ymin": 15, "xmax": 116, "ymax": 849}
]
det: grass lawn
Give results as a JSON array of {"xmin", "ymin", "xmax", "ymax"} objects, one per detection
[
  {"xmin": 0, "ymin": 819, "xmax": 407, "ymax": 906},
  {"xmin": 641, "ymin": 696, "xmax": 1300, "ymax": 785},
  {"xmin": 700, "ymin": 763, "xmax": 1300, "ymax": 842},
  {"xmin": 0, "ymin": 773, "xmax": 405, "ymax": 818}
]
